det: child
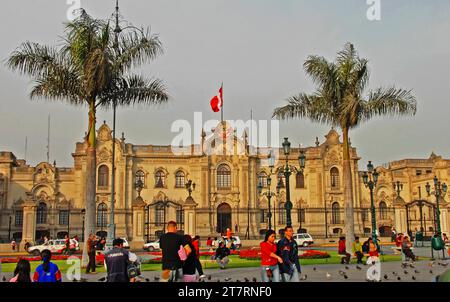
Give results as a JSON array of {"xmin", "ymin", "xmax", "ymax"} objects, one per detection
[{"xmin": 33, "ymin": 249, "xmax": 62, "ymax": 282}]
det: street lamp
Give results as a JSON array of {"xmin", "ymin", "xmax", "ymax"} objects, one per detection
[
  {"xmin": 8, "ymin": 216, "xmax": 12, "ymax": 241},
  {"xmin": 426, "ymin": 176, "xmax": 447, "ymax": 255},
  {"xmin": 281, "ymin": 138, "xmax": 306, "ymax": 227},
  {"xmin": 81, "ymin": 209, "xmax": 86, "ymax": 241},
  {"xmin": 185, "ymin": 179, "xmax": 196, "ymax": 197},
  {"xmin": 257, "ymin": 151, "xmax": 276, "ymax": 230},
  {"xmin": 362, "ymin": 161, "xmax": 379, "ymax": 247}
]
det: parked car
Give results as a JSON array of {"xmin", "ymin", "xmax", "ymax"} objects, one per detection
[
  {"xmin": 293, "ymin": 233, "xmax": 314, "ymax": 247},
  {"xmin": 102, "ymin": 237, "xmax": 130, "ymax": 251},
  {"xmin": 27, "ymin": 239, "xmax": 79, "ymax": 255},
  {"xmin": 143, "ymin": 240, "xmax": 160, "ymax": 252},
  {"xmin": 221, "ymin": 236, "xmax": 241, "ymax": 249}
]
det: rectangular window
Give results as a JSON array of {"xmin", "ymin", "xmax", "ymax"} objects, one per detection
[
  {"xmin": 297, "ymin": 209, "xmax": 305, "ymax": 223},
  {"xmin": 15, "ymin": 210, "xmax": 23, "ymax": 226},
  {"xmin": 426, "ymin": 170, "xmax": 432, "ymax": 174},
  {"xmin": 416, "ymin": 170, "xmax": 422, "ymax": 176},
  {"xmin": 176, "ymin": 209, "xmax": 184, "ymax": 225},
  {"xmin": 260, "ymin": 210, "xmax": 266, "ymax": 223},
  {"xmin": 59, "ymin": 210, "xmax": 69, "ymax": 225}
]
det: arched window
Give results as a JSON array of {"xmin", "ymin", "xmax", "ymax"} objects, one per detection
[
  {"xmin": 98, "ymin": 165, "xmax": 109, "ymax": 188},
  {"xmin": 175, "ymin": 171, "xmax": 185, "ymax": 188},
  {"xmin": 277, "ymin": 171, "xmax": 285, "ymax": 188},
  {"xmin": 155, "ymin": 170, "xmax": 166, "ymax": 188},
  {"xmin": 36, "ymin": 202, "xmax": 47, "ymax": 224},
  {"xmin": 217, "ymin": 164, "xmax": 231, "ymax": 189},
  {"xmin": 330, "ymin": 167, "xmax": 340, "ymax": 190},
  {"xmin": 155, "ymin": 203, "xmax": 165, "ymax": 226},
  {"xmin": 258, "ymin": 172, "xmax": 268, "ymax": 188},
  {"xmin": 379, "ymin": 201, "xmax": 388, "ymax": 220},
  {"xmin": 97, "ymin": 203, "xmax": 108, "ymax": 228},
  {"xmin": 279, "ymin": 202, "xmax": 286, "ymax": 225},
  {"xmin": 296, "ymin": 172, "xmax": 305, "ymax": 189},
  {"xmin": 135, "ymin": 170, "xmax": 145, "ymax": 186},
  {"xmin": 331, "ymin": 202, "xmax": 340, "ymax": 224}
]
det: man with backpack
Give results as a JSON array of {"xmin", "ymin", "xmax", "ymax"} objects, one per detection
[{"xmin": 159, "ymin": 221, "xmax": 191, "ymax": 282}]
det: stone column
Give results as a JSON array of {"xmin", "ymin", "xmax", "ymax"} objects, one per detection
[
  {"xmin": 183, "ymin": 196, "xmax": 198, "ymax": 236},
  {"xmin": 394, "ymin": 197, "xmax": 407, "ymax": 234},
  {"xmin": 131, "ymin": 196, "xmax": 146, "ymax": 249},
  {"xmin": 440, "ymin": 206, "xmax": 449, "ymax": 235},
  {"xmin": 21, "ymin": 200, "xmax": 37, "ymax": 249}
]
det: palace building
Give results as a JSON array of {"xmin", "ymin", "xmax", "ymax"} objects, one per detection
[{"xmin": 0, "ymin": 121, "xmax": 449, "ymax": 247}]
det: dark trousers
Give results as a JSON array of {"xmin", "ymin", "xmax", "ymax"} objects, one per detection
[
  {"xmin": 402, "ymin": 248, "xmax": 416, "ymax": 261},
  {"xmin": 339, "ymin": 252, "xmax": 351, "ymax": 264},
  {"xmin": 194, "ymin": 258, "xmax": 204, "ymax": 275},
  {"xmin": 86, "ymin": 251, "xmax": 96, "ymax": 273},
  {"xmin": 355, "ymin": 251, "xmax": 364, "ymax": 263}
]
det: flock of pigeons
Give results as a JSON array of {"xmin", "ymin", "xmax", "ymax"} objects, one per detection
[{"xmin": 1, "ymin": 261, "xmax": 447, "ymax": 282}]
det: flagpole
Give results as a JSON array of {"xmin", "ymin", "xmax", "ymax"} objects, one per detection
[{"xmin": 221, "ymin": 82, "xmax": 224, "ymax": 123}]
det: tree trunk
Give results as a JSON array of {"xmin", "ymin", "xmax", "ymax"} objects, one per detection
[
  {"xmin": 82, "ymin": 101, "xmax": 97, "ymax": 267},
  {"xmin": 342, "ymin": 127, "xmax": 355, "ymax": 253}
]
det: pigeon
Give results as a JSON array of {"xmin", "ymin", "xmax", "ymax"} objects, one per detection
[
  {"xmin": 154, "ymin": 276, "xmax": 160, "ymax": 281},
  {"xmin": 98, "ymin": 277, "xmax": 106, "ymax": 282},
  {"xmin": 439, "ymin": 262, "xmax": 449, "ymax": 267},
  {"xmin": 397, "ymin": 276, "xmax": 401, "ymax": 281},
  {"xmin": 208, "ymin": 275, "xmax": 212, "ymax": 281},
  {"xmin": 401, "ymin": 263, "xmax": 408, "ymax": 268},
  {"xmin": 356, "ymin": 265, "xmax": 362, "ymax": 270},
  {"xmin": 313, "ymin": 267, "xmax": 317, "ymax": 271},
  {"xmin": 403, "ymin": 270, "xmax": 409, "ymax": 275},
  {"xmin": 72, "ymin": 279, "xmax": 79, "ymax": 282},
  {"xmin": 345, "ymin": 266, "xmax": 349, "ymax": 270},
  {"xmin": 412, "ymin": 276, "xmax": 416, "ymax": 281},
  {"xmin": 326, "ymin": 272, "xmax": 331, "ymax": 279},
  {"xmin": 409, "ymin": 264, "xmax": 415, "ymax": 269},
  {"xmin": 343, "ymin": 274, "xmax": 348, "ymax": 279},
  {"xmin": 338, "ymin": 270, "xmax": 345, "ymax": 276},
  {"xmin": 2, "ymin": 276, "xmax": 6, "ymax": 282},
  {"xmin": 80, "ymin": 278, "xmax": 88, "ymax": 282},
  {"xmin": 216, "ymin": 280, "xmax": 221, "ymax": 282},
  {"xmin": 414, "ymin": 270, "xmax": 420, "ymax": 274},
  {"xmin": 392, "ymin": 272, "xmax": 398, "ymax": 276},
  {"xmin": 300, "ymin": 274, "xmax": 307, "ymax": 281},
  {"xmin": 252, "ymin": 277, "xmax": 257, "ymax": 282},
  {"xmin": 236, "ymin": 279, "xmax": 241, "ymax": 282},
  {"xmin": 225, "ymin": 277, "xmax": 231, "ymax": 281},
  {"xmin": 244, "ymin": 277, "xmax": 249, "ymax": 282},
  {"xmin": 429, "ymin": 261, "xmax": 435, "ymax": 267},
  {"xmin": 430, "ymin": 270, "xmax": 434, "ymax": 274},
  {"xmin": 383, "ymin": 274, "xmax": 389, "ymax": 280},
  {"xmin": 145, "ymin": 278, "xmax": 150, "ymax": 282}
]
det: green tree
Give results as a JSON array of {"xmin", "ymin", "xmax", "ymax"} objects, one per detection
[
  {"xmin": 7, "ymin": 10, "xmax": 168, "ymax": 264},
  {"xmin": 273, "ymin": 43, "xmax": 416, "ymax": 250}
]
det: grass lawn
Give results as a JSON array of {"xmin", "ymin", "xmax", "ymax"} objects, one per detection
[{"xmin": 0, "ymin": 251, "xmax": 408, "ymax": 273}]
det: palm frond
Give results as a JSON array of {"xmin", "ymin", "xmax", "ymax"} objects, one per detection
[
  {"xmin": 30, "ymin": 73, "xmax": 83, "ymax": 105},
  {"xmin": 360, "ymin": 87, "xmax": 417, "ymax": 122}
]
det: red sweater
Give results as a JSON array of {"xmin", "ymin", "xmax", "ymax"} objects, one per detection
[{"xmin": 260, "ymin": 241, "xmax": 277, "ymax": 266}]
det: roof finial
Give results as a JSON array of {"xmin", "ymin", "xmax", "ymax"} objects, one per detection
[{"xmin": 315, "ymin": 137, "xmax": 319, "ymax": 147}]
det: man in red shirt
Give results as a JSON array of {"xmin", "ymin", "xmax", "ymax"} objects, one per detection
[
  {"xmin": 192, "ymin": 235, "xmax": 206, "ymax": 279},
  {"xmin": 338, "ymin": 236, "xmax": 351, "ymax": 264}
]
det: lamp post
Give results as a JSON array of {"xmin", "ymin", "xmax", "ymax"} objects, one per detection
[
  {"xmin": 81, "ymin": 209, "xmax": 86, "ymax": 241},
  {"xmin": 8, "ymin": 216, "xmax": 12, "ymax": 241},
  {"xmin": 393, "ymin": 180, "xmax": 404, "ymax": 233},
  {"xmin": 258, "ymin": 152, "xmax": 276, "ymax": 230},
  {"xmin": 281, "ymin": 138, "xmax": 306, "ymax": 227},
  {"xmin": 425, "ymin": 176, "xmax": 447, "ymax": 255},
  {"xmin": 67, "ymin": 202, "xmax": 71, "ymax": 236},
  {"xmin": 362, "ymin": 161, "xmax": 379, "ymax": 247}
]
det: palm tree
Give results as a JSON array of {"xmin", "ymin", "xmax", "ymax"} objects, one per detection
[
  {"xmin": 273, "ymin": 43, "xmax": 417, "ymax": 251},
  {"xmin": 7, "ymin": 10, "xmax": 168, "ymax": 265}
]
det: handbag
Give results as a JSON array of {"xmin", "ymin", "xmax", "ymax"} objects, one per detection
[{"xmin": 178, "ymin": 245, "xmax": 187, "ymax": 261}]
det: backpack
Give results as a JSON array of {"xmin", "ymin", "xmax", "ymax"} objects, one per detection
[{"xmin": 362, "ymin": 241, "xmax": 369, "ymax": 253}]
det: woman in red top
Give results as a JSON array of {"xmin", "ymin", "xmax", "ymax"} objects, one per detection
[{"xmin": 260, "ymin": 230, "xmax": 283, "ymax": 282}]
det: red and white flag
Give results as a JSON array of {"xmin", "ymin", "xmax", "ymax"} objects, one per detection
[{"xmin": 210, "ymin": 85, "xmax": 223, "ymax": 113}]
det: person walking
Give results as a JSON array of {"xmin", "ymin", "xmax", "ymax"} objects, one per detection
[
  {"xmin": 33, "ymin": 250, "xmax": 62, "ymax": 282},
  {"xmin": 86, "ymin": 233, "xmax": 97, "ymax": 274},
  {"xmin": 260, "ymin": 230, "xmax": 283, "ymax": 282},
  {"xmin": 182, "ymin": 235, "xmax": 198, "ymax": 282},
  {"xmin": 10, "ymin": 259, "xmax": 32, "ymax": 282},
  {"xmin": 276, "ymin": 226, "xmax": 301, "ymax": 282},
  {"xmin": 215, "ymin": 241, "xmax": 230, "ymax": 269},
  {"xmin": 352, "ymin": 236, "xmax": 364, "ymax": 264},
  {"xmin": 160, "ymin": 221, "xmax": 191, "ymax": 282},
  {"xmin": 338, "ymin": 236, "xmax": 351, "ymax": 264},
  {"xmin": 192, "ymin": 235, "xmax": 206, "ymax": 279},
  {"xmin": 402, "ymin": 236, "xmax": 417, "ymax": 261},
  {"xmin": 104, "ymin": 238, "xmax": 131, "ymax": 282},
  {"xmin": 11, "ymin": 239, "xmax": 16, "ymax": 252}
]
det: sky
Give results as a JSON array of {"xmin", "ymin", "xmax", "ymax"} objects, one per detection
[{"xmin": 1, "ymin": 0, "xmax": 449, "ymax": 169}]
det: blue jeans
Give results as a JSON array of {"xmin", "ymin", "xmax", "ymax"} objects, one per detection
[
  {"xmin": 281, "ymin": 265, "xmax": 300, "ymax": 282},
  {"xmin": 261, "ymin": 265, "xmax": 280, "ymax": 282}
]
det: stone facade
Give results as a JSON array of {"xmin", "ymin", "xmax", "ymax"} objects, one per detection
[{"xmin": 0, "ymin": 122, "xmax": 449, "ymax": 245}]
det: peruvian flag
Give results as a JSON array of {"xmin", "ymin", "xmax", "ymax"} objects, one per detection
[{"xmin": 210, "ymin": 85, "xmax": 223, "ymax": 113}]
